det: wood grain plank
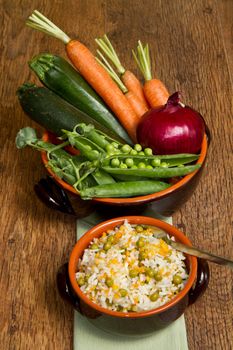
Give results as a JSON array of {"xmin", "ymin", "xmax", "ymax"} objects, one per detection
[
  {"xmin": 106, "ymin": 1, "xmax": 232, "ymax": 349},
  {"xmin": 163, "ymin": 1, "xmax": 233, "ymax": 349},
  {"xmin": 217, "ymin": 0, "xmax": 233, "ymax": 82},
  {"xmin": 0, "ymin": 1, "xmax": 105, "ymax": 349}
]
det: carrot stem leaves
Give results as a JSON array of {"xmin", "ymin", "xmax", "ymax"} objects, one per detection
[
  {"xmin": 132, "ymin": 40, "xmax": 152, "ymax": 81},
  {"xmin": 26, "ymin": 10, "xmax": 71, "ymax": 44},
  {"xmin": 96, "ymin": 51, "xmax": 128, "ymax": 93},
  {"xmin": 95, "ymin": 35, "xmax": 125, "ymax": 75}
]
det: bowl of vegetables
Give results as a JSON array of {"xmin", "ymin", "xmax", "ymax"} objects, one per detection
[
  {"xmin": 57, "ymin": 216, "xmax": 209, "ymax": 335},
  {"xmin": 16, "ymin": 83, "xmax": 209, "ymax": 216},
  {"xmin": 16, "ymin": 10, "xmax": 210, "ymax": 216},
  {"xmin": 39, "ymin": 127, "xmax": 208, "ymax": 216}
]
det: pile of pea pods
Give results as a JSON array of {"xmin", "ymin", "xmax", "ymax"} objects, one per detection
[{"xmin": 16, "ymin": 123, "xmax": 201, "ymax": 199}]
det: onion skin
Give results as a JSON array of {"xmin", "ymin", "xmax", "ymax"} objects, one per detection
[{"xmin": 137, "ymin": 92, "xmax": 205, "ymax": 155}]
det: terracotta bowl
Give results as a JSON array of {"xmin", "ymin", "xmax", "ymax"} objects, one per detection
[
  {"xmin": 41, "ymin": 131, "xmax": 209, "ymax": 216},
  {"xmin": 57, "ymin": 216, "xmax": 209, "ymax": 335}
]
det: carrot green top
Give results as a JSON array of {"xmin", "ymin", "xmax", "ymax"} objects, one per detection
[
  {"xmin": 95, "ymin": 35, "xmax": 126, "ymax": 75},
  {"xmin": 132, "ymin": 41, "xmax": 152, "ymax": 81},
  {"xmin": 26, "ymin": 10, "xmax": 71, "ymax": 44}
]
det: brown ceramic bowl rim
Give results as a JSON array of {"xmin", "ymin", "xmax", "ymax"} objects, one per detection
[
  {"xmin": 68, "ymin": 216, "xmax": 197, "ymax": 318},
  {"xmin": 41, "ymin": 132, "xmax": 208, "ymax": 204}
]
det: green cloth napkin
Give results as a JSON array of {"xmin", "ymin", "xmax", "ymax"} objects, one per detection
[{"xmin": 74, "ymin": 206, "xmax": 188, "ymax": 350}]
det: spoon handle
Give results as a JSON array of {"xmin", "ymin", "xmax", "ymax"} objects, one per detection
[{"xmin": 171, "ymin": 242, "xmax": 233, "ymax": 268}]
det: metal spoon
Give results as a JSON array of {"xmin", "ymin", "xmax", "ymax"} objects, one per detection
[
  {"xmin": 170, "ymin": 241, "xmax": 233, "ymax": 268},
  {"xmin": 152, "ymin": 229, "xmax": 233, "ymax": 268}
]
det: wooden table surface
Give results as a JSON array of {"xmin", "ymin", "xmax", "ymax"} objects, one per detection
[{"xmin": 1, "ymin": 1, "xmax": 232, "ymax": 349}]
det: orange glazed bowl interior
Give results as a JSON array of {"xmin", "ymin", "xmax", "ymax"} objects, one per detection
[
  {"xmin": 68, "ymin": 216, "xmax": 197, "ymax": 318},
  {"xmin": 41, "ymin": 131, "xmax": 208, "ymax": 205}
]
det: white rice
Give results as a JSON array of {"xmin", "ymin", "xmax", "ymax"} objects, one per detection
[{"xmin": 76, "ymin": 220, "xmax": 188, "ymax": 312}]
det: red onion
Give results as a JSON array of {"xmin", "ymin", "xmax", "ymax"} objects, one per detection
[{"xmin": 137, "ymin": 92, "xmax": 205, "ymax": 154}]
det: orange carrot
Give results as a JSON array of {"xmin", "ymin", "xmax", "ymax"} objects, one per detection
[
  {"xmin": 125, "ymin": 90, "xmax": 148, "ymax": 117},
  {"xmin": 95, "ymin": 52, "xmax": 148, "ymax": 118},
  {"xmin": 143, "ymin": 79, "xmax": 169, "ymax": 108},
  {"xmin": 67, "ymin": 41, "xmax": 139, "ymax": 141},
  {"xmin": 121, "ymin": 70, "xmax": 148, "ymax": 107},
  {"xmin": 26, "ymin": 10, "xmax": 139, "ymax": 142},
  {"xmin": 95, "ymin": 35, "xmax": 149, "ymax": 107},
  {"xmin": 132, "ymin": 41, "xmax": 169, "ymax": 108}
]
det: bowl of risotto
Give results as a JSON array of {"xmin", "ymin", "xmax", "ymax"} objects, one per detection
[{"xmin": 57, "ymin": 216, "xmax": 209, "ymax": 335}]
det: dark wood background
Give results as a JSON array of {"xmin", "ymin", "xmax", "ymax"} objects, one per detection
[{"xmin": 1, "ymin": 1, "xmax": 232, "ymax": 349}]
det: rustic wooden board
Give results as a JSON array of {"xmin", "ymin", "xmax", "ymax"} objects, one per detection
[
  {"xmin": 218, "ymin": 0, "xmax": 233, "ymax": 81},
  {"xmin": 0, "ymin": 0, "xmax": 232, "ymax": 349}
]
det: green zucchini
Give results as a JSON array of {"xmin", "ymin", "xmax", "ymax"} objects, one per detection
[
  {"xmin": 29, "ymin": 54, "xmax": 132, "ymax": 144},
  {"xmin": 17, "ymin": 83, "xmax": 124, "ymax": 141}
]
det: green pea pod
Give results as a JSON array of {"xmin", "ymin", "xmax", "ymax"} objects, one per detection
[
  {"xmin": 48, "ymin": 160, "xmax": 96, "ymax": 190},
  {"xmin": 74, "ymin": 123, "xmax": 123, "ymax": 149},
  {"xmin": 161, "ymin": 156, "xmax": 200, "ymax": 167},
  {"xmin": 66, "ymin": 135, "xmax": 104, "ymax": 161},
  {"xmin": 80, "ymin": 181, "xmax": 171, "ymax": 199},
  {"xmin": 102, "ymin": 164, "xmax": 201, "ymax": 178},
  {"xmin": 16, "ymin": 127, "xmax": 115, "ymax": 187},
  {"xmin": 92, "ymin": 170, "xmax": 116, "ymax": 185},
  {"xmin": 113, "ymin": 174, "xmax": 151, "ymax": 182},
  {"xmin": 61, "ymin": 172, "xmax": 77, "ymax": 186},
  {"xmin": 103, "ymin": 153, "xmax": 200, "ymax": 166}
]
